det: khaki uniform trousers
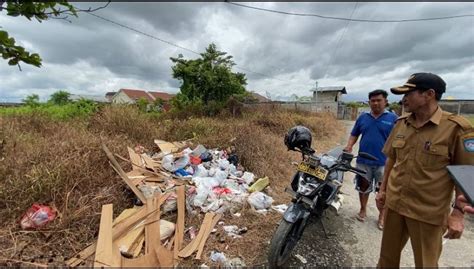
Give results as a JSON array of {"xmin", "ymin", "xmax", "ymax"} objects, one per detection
[{"xmin": 378, "ymin": 208, "xmax": 446, "ymax": 268}]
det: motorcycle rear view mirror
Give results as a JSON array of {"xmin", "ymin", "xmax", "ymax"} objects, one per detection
[{"xmin": 358, "ymin": 152, "xmax": 378, "ymax": 161}]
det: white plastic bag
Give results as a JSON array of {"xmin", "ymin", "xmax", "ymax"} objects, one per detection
[
  {"xmin": 242, "ymin": 172, "xmax": 255, "ymax": 185},
  {"xmin": 247, "ymin": 191, "xmax": 273, "ymax": 210},
  {"xmin": 194, "ymin": 164, "xmax": 209, "ymax": 177}
]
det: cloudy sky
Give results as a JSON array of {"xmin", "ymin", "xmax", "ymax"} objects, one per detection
[{"xmin": 1, "ymin": 2, "xmax": 473, "ymax": 102}]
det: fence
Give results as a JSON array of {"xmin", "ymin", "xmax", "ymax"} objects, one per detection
[{"xmin": 244, "ymin": 101, "xmax": 358, "ymax": 120}]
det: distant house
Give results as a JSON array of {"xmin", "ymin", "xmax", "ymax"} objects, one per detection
[
  {"xmin": 250, "ymin": 92, "xmax": 271, "ymax": 103},
  {"xmin": 111, "ymin": 88, "xmax": 176, "ymax": 111},
  {"xmin": 105, "ymin": 92, "xmax": 116, "ymax": 102},
  {"xmin": 112, "ymin": 89, "xmax": 155, "ymax": 104},
  {"xmin": 311, "ymin": 86, "xmax": 347, "ymax": 103}
]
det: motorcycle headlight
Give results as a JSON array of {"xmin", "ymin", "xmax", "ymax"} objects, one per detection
[{"xmin": 297, "ymin": 175, "xmax": 321, "ymax": 195}]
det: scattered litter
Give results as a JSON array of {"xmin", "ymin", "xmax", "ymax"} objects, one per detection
[
  {"xmin": 271, "ymin": 204, "xmax": 288, "ymax": 214},
  {"xmin": 210, "ymin": 251, "xmax": 227, "ymax": 264},
  {"xmin": 188, "ymin": 226, "xmax": 197, "ymax": 240},
  {"xmin": 225, "ymin": 257, "xmax": 246, "ymax": 267},
  {"xmin": 19, "ymin": 204, "xmax": 57, "ymax": 229},
  {"xmin": 223, "ymin": 225, "xmax": 247, "ymax": 238},
  {"xmin": 247, "ymin": 191, "xmax": 274, "ymax": 210},
  {"xmin": 66, "ymin": 139, "xmax": 276, "ymax": 267},
  {"xmin": 241, "ymin": 172, "xmax": 255, "ymax": 185},
  {"xmin": 248, "ymin": 176, "xmax": 269, "ymax": 193},
  {"xmin": 294, "ymin": 254, "xmax": 308, "ymax": 264}
]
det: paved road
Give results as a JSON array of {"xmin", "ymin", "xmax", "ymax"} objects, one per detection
[{"xmin": 286, "ymin": 120, "xmax": 474, "ymax": 267}]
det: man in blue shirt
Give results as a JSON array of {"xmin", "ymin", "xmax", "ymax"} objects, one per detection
[{"xmin": 344, "ymin": 89, "xmax": 398, "ymax": 230}]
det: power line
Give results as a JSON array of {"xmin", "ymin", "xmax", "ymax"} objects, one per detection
[
  {"xmin": 86, "ymin": 12, "xmax": 290, "ymax": 84},
  {"xmin": 323, "ymin": 2, "xmax": 358, "ymax": 78},
  {"xmin": 227, "ymin": 2, "xmax": 474, "ymax": 23}
]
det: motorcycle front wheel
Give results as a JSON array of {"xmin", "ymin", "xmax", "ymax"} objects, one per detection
[{"xmin": 268, "ymin": 218, "xmax": 305, "ymax": 268}]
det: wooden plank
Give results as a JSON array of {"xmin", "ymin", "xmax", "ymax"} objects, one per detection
[
  {"xmin": 174, "ymin": 185, "xmax": 185, "ymax": 263},
  {"xmin": 144, "ymin": 176, "xmax": 164, "ymax": 182},
  {"xmin": 94, "ymin": 204, "xmax": 119, "ymax": 268},
  {"xmin": 155, "ymin": 245, "xmax": 173, "ymax": 267},
  {"xmin": 178, "ymin": 213, "xmax": 215, "ymax": 258},
  {"xmin": 114, "ymin": 221, "xmax": 145, "ymax": 256},
  {"xmin": 67, "ymin": 205, "xmax": 157, "ymax": 266},
  {"xmin": 128, "ymin": 146, "xmax": 143, "ymax": 170},
  {"xmin": 120, "ymin": 193, "xmax": 171, "ymax": 269},
  {"xmin": 154, "ymin": 139, "xmax": 179, "ymax": 154},
  {"xmin": 145, "ymin": 196, "xmax": 160, "ymax": 254},
  {"xmin": 113, "ymin": 207, "xmax": 141, "ymax": 224},
  {"xmin": 102, "ymin": 143, "xmax": 147, "ymax": 204},
  {"xmin": 195, "ymin": 213, "xmax": 222, "ymax": 260},
  {"xmin": 130, "ymin": 235, "xmax": 145, "ymax": 257},
  {"xmin": 121, "ymin": 252, "xmax": 158, "ymax": 267},
  {"xmin": 142, "ymin": 154, "xmax": 159, "ymax": 172}
]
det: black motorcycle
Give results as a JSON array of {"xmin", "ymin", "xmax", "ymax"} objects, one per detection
[{"xmin": 268, "ymin": 126, "xmax": 377, "ymax": 267}]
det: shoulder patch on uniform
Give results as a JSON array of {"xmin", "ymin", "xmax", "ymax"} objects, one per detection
[
  {"xmin": 448, "ymin": 115, "xmax": 473, "ymax": 130},
  {"xmin": 464, "ymin": 138, "xmax": 474, "ymax": 152}
]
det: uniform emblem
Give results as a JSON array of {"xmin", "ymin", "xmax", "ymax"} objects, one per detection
[{"xmin": 464, "ymin": 138, "xmax": 474, "ymax": 152}]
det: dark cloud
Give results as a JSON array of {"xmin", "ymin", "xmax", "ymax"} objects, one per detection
[{"xmin": 0, "ymin": 2, "xmax": 473, "ymax": 102}]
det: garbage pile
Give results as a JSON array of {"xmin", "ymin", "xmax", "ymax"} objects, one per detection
[{"xmin": 64, "ymin": 139, "xmax": 274, "ymax": 267}]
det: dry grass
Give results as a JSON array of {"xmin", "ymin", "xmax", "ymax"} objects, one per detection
[{"xmin": 0, "ymin": 105, "xmax": 344, "ymax": 266}]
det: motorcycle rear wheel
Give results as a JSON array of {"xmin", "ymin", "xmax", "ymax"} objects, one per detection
[{"xmin": 268, "ymin": 218, "xmax": 304, "ymax": 268}]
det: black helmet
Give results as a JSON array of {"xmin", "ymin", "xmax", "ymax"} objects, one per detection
[{"xmin": 284, "ymin": 125, "xmax": 312, "ymax": 151}]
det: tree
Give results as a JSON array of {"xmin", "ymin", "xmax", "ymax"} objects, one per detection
[
  {"xmin": 170, "ymin": 43, "xmax": 247, "ymax": 106},
  {"xmin": 136, "ymin": 97, "xmax": 149, "ymax": 112},
  {"xmin": 49, "ymin": 90, "xmax": 70, "ymax": 105},
  {"xmin": 0, "ymin": 1, "xmax": 109, "ymax": 70},
  {"xmin": 22, "ymin": 93, "xmax": 40, "ymax": 107}
]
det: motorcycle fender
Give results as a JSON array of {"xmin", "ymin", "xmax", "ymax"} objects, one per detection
[{"xmin": 283, "ymin": 203, "xmax": 310, "ymax": 223}]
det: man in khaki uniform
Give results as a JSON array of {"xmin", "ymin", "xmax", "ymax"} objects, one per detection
[{"xmin": 375, "ymin": 73, "xmax": 474, "ymax": 267}]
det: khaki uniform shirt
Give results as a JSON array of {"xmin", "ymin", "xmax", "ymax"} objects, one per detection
[{"xmin": 383, "ymin": 107, "xmax": 474, "ymax": 226}]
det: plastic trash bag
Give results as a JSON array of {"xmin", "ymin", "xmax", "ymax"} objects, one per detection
[
  {"xmin": 162, "ymin": 154, "xmax": 190, "ymax": 172},
  {"xmin": 194, "ymin": 164, "xmax": 209, "ymax": 177},
  {"xmin": 210, "ymin": 251, "xmax": 227, "ymax": 264},
  {"xmin": 241, "ymin": 172, "xmax": 255, "ymax": 185},
  {"xmin": 247, "ymin": 191, "xmax": 273, "ymax": 210},
  {"xmin": 19, "ymin": 204, "xmax": 56, "ymax": 229}
]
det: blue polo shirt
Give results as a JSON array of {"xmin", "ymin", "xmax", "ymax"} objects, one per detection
[{"xmin": 351, "ymin": 111, "xmax": 398, "ymax": 166}]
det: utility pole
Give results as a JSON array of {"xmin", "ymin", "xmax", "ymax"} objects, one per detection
[{"xmin": 314, "ymin": 81, "xmax": 319, "ymax": 103}]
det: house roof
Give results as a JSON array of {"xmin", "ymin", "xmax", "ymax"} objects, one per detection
[
  {"xmin": 310, "ymin": 86, "xmax": 347, "ymax": 94},
  {"xmin": 119, "ymin": 89, "xmax": 155, "ymax": 102},
  {"xmin": 149, "ymin": 91, "xmax": 175, "ymax": 101},
  {"xmin": 250, "ymin": 92, "xmax": 271, "ymax": 102}
]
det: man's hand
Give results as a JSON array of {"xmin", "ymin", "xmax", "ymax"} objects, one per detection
[
  {"xmin": 375, "ymin": 191, "xmax": 386, "ymax": 211},
  {"xmin": 457, "ymin": 195, "xmax": 474, "ymax": 214},
  {"xmin": 444, "ymin": 210, "xmax": 464, "ymax": 239},
  {"xmin": 343, "ymin": 146, "xmax": 352, "ymax": 153}
]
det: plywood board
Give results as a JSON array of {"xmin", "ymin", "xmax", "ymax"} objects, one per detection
[
  {"xmin": 102, "ymin": 143, "xmax": 147, "ymax": 204},
  {"xmin": 174, "ymin": 185, "xmax": 185, "ymax": 263},
  {"xmin": 67, "ymin": 205, "xmax": 154, "ymax": 266},
  {"xmin": 128, "ymin": 146, "xmax": 143, "ymax": 170},
  {"xmin": 154, "ymin": 139, "xmax": 179, "ymax": 154},
  {"xmin": 94, "ymin": 204, "xmax": 120, "ymax": 267},
  {"xmin": 195, "ymin": 213, "xmax": 222, "ymax": 260},
  {"xmin": 178, "ymin": 213, "xmax": 215, "ymax": 258}
]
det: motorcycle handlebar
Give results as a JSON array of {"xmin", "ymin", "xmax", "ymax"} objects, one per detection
[{"xmin": 349, "ymin": 166, "xmax": 366, "ymax": 175}]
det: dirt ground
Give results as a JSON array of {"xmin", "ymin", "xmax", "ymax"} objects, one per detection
[{"xmin": 284, "ymin": 120, "xmax": 474, "ymax": 267}]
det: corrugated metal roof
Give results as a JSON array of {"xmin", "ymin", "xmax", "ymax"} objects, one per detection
[{"xmin": 310, "ymin": 86, "xmax": 347, "ymax": 94}]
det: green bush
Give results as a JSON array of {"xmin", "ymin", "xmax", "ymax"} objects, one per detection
[{"xmin": 0, "ymin": 99, "xmax": 98, "ymax": 120}]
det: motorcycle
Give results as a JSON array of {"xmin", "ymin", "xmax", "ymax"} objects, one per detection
[{"xmin": 267, "ymin": 143, "xmax": 377, "ymax": 267}]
